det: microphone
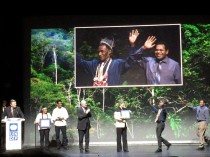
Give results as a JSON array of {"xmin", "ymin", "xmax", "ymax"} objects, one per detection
[{"xmin": 86, "ymin": 108, "xmax": 90, "ymax": 113}]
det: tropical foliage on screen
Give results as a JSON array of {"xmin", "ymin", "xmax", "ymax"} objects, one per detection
[{"xmin": 30, "ymin": 24, "xmax": 210, "ymax": 142}]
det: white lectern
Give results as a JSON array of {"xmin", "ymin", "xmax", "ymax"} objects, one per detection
[{"xmin": 1, "ymin": 118, "xmax": 25, "ymax": 150}]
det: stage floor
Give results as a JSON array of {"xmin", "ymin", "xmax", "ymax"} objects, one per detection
[{"xmin": 1, "ymin": 144, "xmax": 210, "ymax": 157}]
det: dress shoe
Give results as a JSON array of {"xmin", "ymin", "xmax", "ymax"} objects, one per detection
[
  {"xmin": 57, "ymin": 146, "xmax": 61, "ymax": 150},
  {"xmin": 197, "ymin": 147, "xmax": 204, "ymax": 150},
  {"xmin": 155, "ymin": 149, "xmax": 162, "ymax": 153},
  {"xmin": 63, "ymin": 146, "xmax": 69, "ymax": 150},
  {"xmin": 40, "ymin": 146, "xmax": 44, "ymax": 151},
  {"xmin": 117, "ymin": 149, "xmax": 122, "ymax": 152},
  {"xmin": 167, "ymin": 143, "xmax": 172, "ymax": 150},
  {"xmin": 85, "ymin": 149, "xmax": 90, "ymax": 153},
  {"xmin": 206, "ymin": 140, "xmax": 210, "ymax": 146},
  {"xmin": 124, "ymin": 150, "xmax": 129, "ymax": 152}
]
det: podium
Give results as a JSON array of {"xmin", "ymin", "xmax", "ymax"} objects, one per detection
[{"xmin": 1, "ymin": 118, "xmax": 25, "ymax": 150}]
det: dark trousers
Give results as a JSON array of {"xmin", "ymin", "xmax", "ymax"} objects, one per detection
[
  {"xmin": 55, "ymin": 126, "xmax": 67, "ymax": 146},
  {"xmin": 156, "ymin": 122, "xmax": 170, "ymax": 149},
  {"xmin": 116, "ymin": 127, "xmax": 128, "ymax": 151},
  {"xmin": 78, "ymin": 127, "xmax": 90, "ymax": 150},
  {"xmin": 39, "ymin": 129, "xmax": 50, "ymax": 148},
  {"xmin": 0, "ymin": 123, "xmax": 6, "ymax": 149}
]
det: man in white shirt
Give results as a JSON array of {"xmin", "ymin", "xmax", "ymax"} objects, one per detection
[{"xmin": 51, "ymin": 100, "xmax": 69, "ymax": 150}]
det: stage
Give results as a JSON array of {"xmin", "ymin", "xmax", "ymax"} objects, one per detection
[{"xmin": 1, "ymin": 144, "xmax": 210, "ymax": 157}]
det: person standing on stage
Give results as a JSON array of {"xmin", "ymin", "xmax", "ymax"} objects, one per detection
[
  {"xmin": 77, "ymin": 100, "xmax": 92, "ymax": 153},
  {"xmin": 1, "ymin": 99, "xmax": 25, "ymax": 146},
  {"xmin": 114, "ymin": 99, "xmax": 129, "ymax": 152},
  {"xmin": 34, "ymin": 107, "xmax": 52, "ymax": 150},
  {"xmin": 1, "ymin": 99, "xmax": 24, "ymax": 119},
  {"xmin": 149, "ymin": 98, "xmax": 171, "ymax": 153},
  {"xmin": 51, "ymin": 100, "xmax": 69, "ymax": 150},
  {"xmin": 188, "ymin": 99, "xmax": 210, "ymax": 150}
]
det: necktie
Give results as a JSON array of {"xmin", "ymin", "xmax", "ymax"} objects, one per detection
[
  {"xmin": 155, "ymin": 109, "xmax": 162, "ymax": 122},
  {"xmin": 155, "ymin": 61, "xmax": 162, "ymax": 84},
  {"xmin": 83, "ymin": 107, "xmax": 86, "ymax": 113},
  {"xmin": 11, "ymin": 109, "xmax": 14, "ymax": 117}
]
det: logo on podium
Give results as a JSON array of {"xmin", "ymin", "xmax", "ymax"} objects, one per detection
[{"xmin": 9, "ymin": 123, "xmax": 18, "ymax": 141}]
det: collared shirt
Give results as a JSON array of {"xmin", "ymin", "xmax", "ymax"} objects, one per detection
[
  {"xmin": 2, "ymin": 107, "xmax": 6, "ymax": 112},
  {"xmin": 51, "ymin": 107, "xmax": 69, "ymax": 126},
  {"xmin": 130, "ymin": 47, "xmax": 181, "ymax": 85},
  {"xmin": 151, "ymin": 105, "xmax": 167, "ymax": 122},
  {"xmin": 189, "ymin": 106, "xmax": 209, "ymax": 124}
]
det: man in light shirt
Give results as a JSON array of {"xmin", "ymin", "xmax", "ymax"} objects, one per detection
[
  {"xmin": 188, "ymin": 99, "xmax": 210, "ymax": 150},
  {"xmin": 51, "ymin": 100, "xmax": 69, "ymax": 150}
]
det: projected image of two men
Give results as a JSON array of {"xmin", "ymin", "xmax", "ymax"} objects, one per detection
[{"xmin": 75, "ymin": 24, "xmax": 183, "ymax": 88}]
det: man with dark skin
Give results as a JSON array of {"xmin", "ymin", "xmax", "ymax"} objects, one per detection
[
  {"xmin": 149, "ymin": 98, "xmax": 171, "ymax": 153},
  {"xmin": 188, "ymin": 99, "xmax": 209, "ymax": 150},
  {"xmin": 76, "ymin": 30, "xmax": 156, "ymax": 86},
  {"xmin": 129, "ymin": 29, "xmax": 181, "ymax": 85}
]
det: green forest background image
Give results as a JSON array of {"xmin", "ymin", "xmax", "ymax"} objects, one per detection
[{"xmin": 30, "ymin": 24, "xmax": 210, "ymax": 144}]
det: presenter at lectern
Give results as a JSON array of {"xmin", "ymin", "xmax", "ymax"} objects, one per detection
[
  {"xmin": 1, "ymin": 99, "xmax": 24, "ymax": 119},
  {"xmin": 2, "ymin": 99, "xmax": 25, "ymax": 141}
]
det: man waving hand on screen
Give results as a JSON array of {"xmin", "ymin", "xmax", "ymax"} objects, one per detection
[
  {"xmin": 129, "ymin": 29, "xmax": 181, "ymax": 85},
  {"xmin": 76, "ymin": 30, "xmax": 156, "ymax": 87}
]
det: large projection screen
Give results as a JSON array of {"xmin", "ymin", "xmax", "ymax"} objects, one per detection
[{"xmin": 75, "ymin": 24, "xmax": 183, "ymax": 88}]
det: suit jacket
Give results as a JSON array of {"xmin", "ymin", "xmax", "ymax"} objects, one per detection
[
  {"xmin": 2, "ymin": 106, "xmax": 24, "ymax": 119},
  {"xmin": 77, "ymin": 107, "xmax": 91, "ymax": 130},
  {"xmin": 76, "ymin": 54, "xmax": 133, "ymax": 86},
  {"xmin": 0, "ymin": 107, "xmax": 5, "ymax": 119}
]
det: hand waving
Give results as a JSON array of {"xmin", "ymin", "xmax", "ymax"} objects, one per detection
[
  {"xmin": 129, "ymin": 29, "xmax": 139, "ymax": 46},
  {"xmin": 143, "ymin": 36, "xmax": 156, "ymax": 49}
]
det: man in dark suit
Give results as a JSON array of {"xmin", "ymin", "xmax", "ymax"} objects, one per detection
[
  {"xmin": 1, "ymin": 99, "xmax": 25, "ymax": 148},
  {"xmin": 2, "ymin": 99, "xmax": 24, "ymax": 119},
  {"xmin": 77, "ymin": 100, "xmax": 91, "ymax": 153}
]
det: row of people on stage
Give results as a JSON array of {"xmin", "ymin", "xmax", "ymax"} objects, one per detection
[{"xmin": 0, "ymin": 98, "xmax": 209, "ymax": 153}]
